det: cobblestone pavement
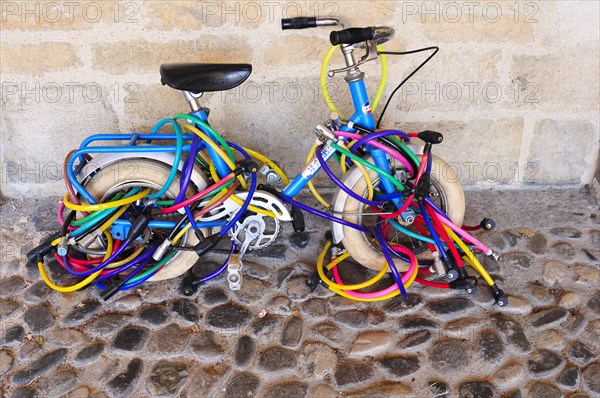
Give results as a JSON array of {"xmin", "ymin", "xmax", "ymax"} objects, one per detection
[{"xmin": 0, "ymin": 187, "xmax": 599, "ymax": 398}]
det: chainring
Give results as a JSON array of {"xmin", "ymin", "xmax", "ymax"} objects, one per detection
[{"xmin": 231, "ymin": 214, "xmax": 280, "ymax": 251}]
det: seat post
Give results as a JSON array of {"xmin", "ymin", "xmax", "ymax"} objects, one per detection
[{"xmin": 183, "ymin": 91, "xmax": 203, "ymax": 112}]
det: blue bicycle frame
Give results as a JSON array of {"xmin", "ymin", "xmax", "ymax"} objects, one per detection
[{"xmin": 280, "ymin": 76, "xmax": 398, "ymax": 201}]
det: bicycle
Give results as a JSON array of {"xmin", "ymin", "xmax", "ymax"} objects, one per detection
[{"xmin": 27, "ymin": 17, "xmax": 507, "ymax": 306}]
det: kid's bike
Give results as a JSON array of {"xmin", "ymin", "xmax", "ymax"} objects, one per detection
[{"xmin": 27, "ymin": 17, "xmax": 507, "ymax": 306}]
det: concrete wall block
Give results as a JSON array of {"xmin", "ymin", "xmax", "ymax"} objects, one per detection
[
  {"xmin": 386, "ymin": 50, "xmax": 504, "ymax": 114},
  {"xmin": 508, "ymin": 52, "xmax": 599, "ymax": 112},
  {"xmin": 528, "ymin": 119, "xmax": 598, "ymax": 184},
  {"xmin": 397, "ymin": 118, "xmax": 524, "ymax": 185},
  {"xmin": 1, "ymin": 84, "xmax": 120, "ymax": 196},
  {"xmin": 124, "ymin": 85, "xmax": 185, "ymax": 123},
  {"xmin": 535, "ymin": 1, "xmax": 599, "ymax": 47},
  {"xmin": 1, "ymin": 43, "xmax": 79, "ymax": 76},
  {"xmin": 264, "ymin": 35, "xmax": 331, "ymax": 66},
  {"xmin": 92, "ymin": 37, "xmax": 253, "ymax": 75}
]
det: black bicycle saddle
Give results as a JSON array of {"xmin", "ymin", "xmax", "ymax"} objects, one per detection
[{"xmin": 160, "ymin": 63, "xmax": 252, "ymax": 93}]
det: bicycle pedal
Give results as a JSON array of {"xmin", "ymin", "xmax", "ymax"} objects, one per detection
[
  {"xmin": 449, "ymin": 278, "xmax": 476, "ymax": 293},
  {"xmin": 227, "ymin": 253, "xmax": 242, "ymax": 291},
  {"xmin": 291, "ymin": 206, "xmax": 305, "ymax": 233},
  {"xmin": 440, "ymin": 269, "xmax": 459, "ymax": 283},
  {"xmin": 306, "ymin": 271, "xmax": 325, "ymax": 292},
  {"xmin": 491, "ymin": 285, "xmax": 509, "ymax": 307},
  {"xmin": 179, "ymin": 272, "xmax": 200, "ymax": 297}
]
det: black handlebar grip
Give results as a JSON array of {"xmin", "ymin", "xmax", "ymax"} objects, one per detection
[
  {"xmin": 282, "ymin": 17, "xmax": 317, "ymax": 30},
  {"xmin": 330, "ymin": 27, "xmax": 374, "ymax": 45}
]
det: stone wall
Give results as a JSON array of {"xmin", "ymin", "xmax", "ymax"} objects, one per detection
[{"xmin": 1, "ymin": 0, "xmax": 599, "ymax": 197}]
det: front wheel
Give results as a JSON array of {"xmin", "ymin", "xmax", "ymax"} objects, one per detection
[{"xmin": 333, "ymin": 154, "xmax": 465, "ymax": 272}]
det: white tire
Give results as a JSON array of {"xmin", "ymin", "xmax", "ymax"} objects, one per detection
[
  {"xmin": 83, "ymin": 158, "xmax": 207, "ymax": 281},
  {"xmin": 336, "ymin": 154, "xmax": 465, "ymax": 272}
]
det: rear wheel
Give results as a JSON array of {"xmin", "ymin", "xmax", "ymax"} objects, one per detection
[
  {"xmin": 83, "ymin": 158, "xmax": 207, "ymax": 281},
  {"xmin": 337, "ymin": 154, "xmax": 465, "ymax": 272}
]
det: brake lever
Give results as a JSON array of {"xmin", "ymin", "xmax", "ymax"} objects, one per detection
[
  {"xmin": 359, "ymin": 39, "xmax": 379, "ymax": 63},
  {"xmin": 327, "ymin": 39, "xmax": 379, "ymax": 78}
]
